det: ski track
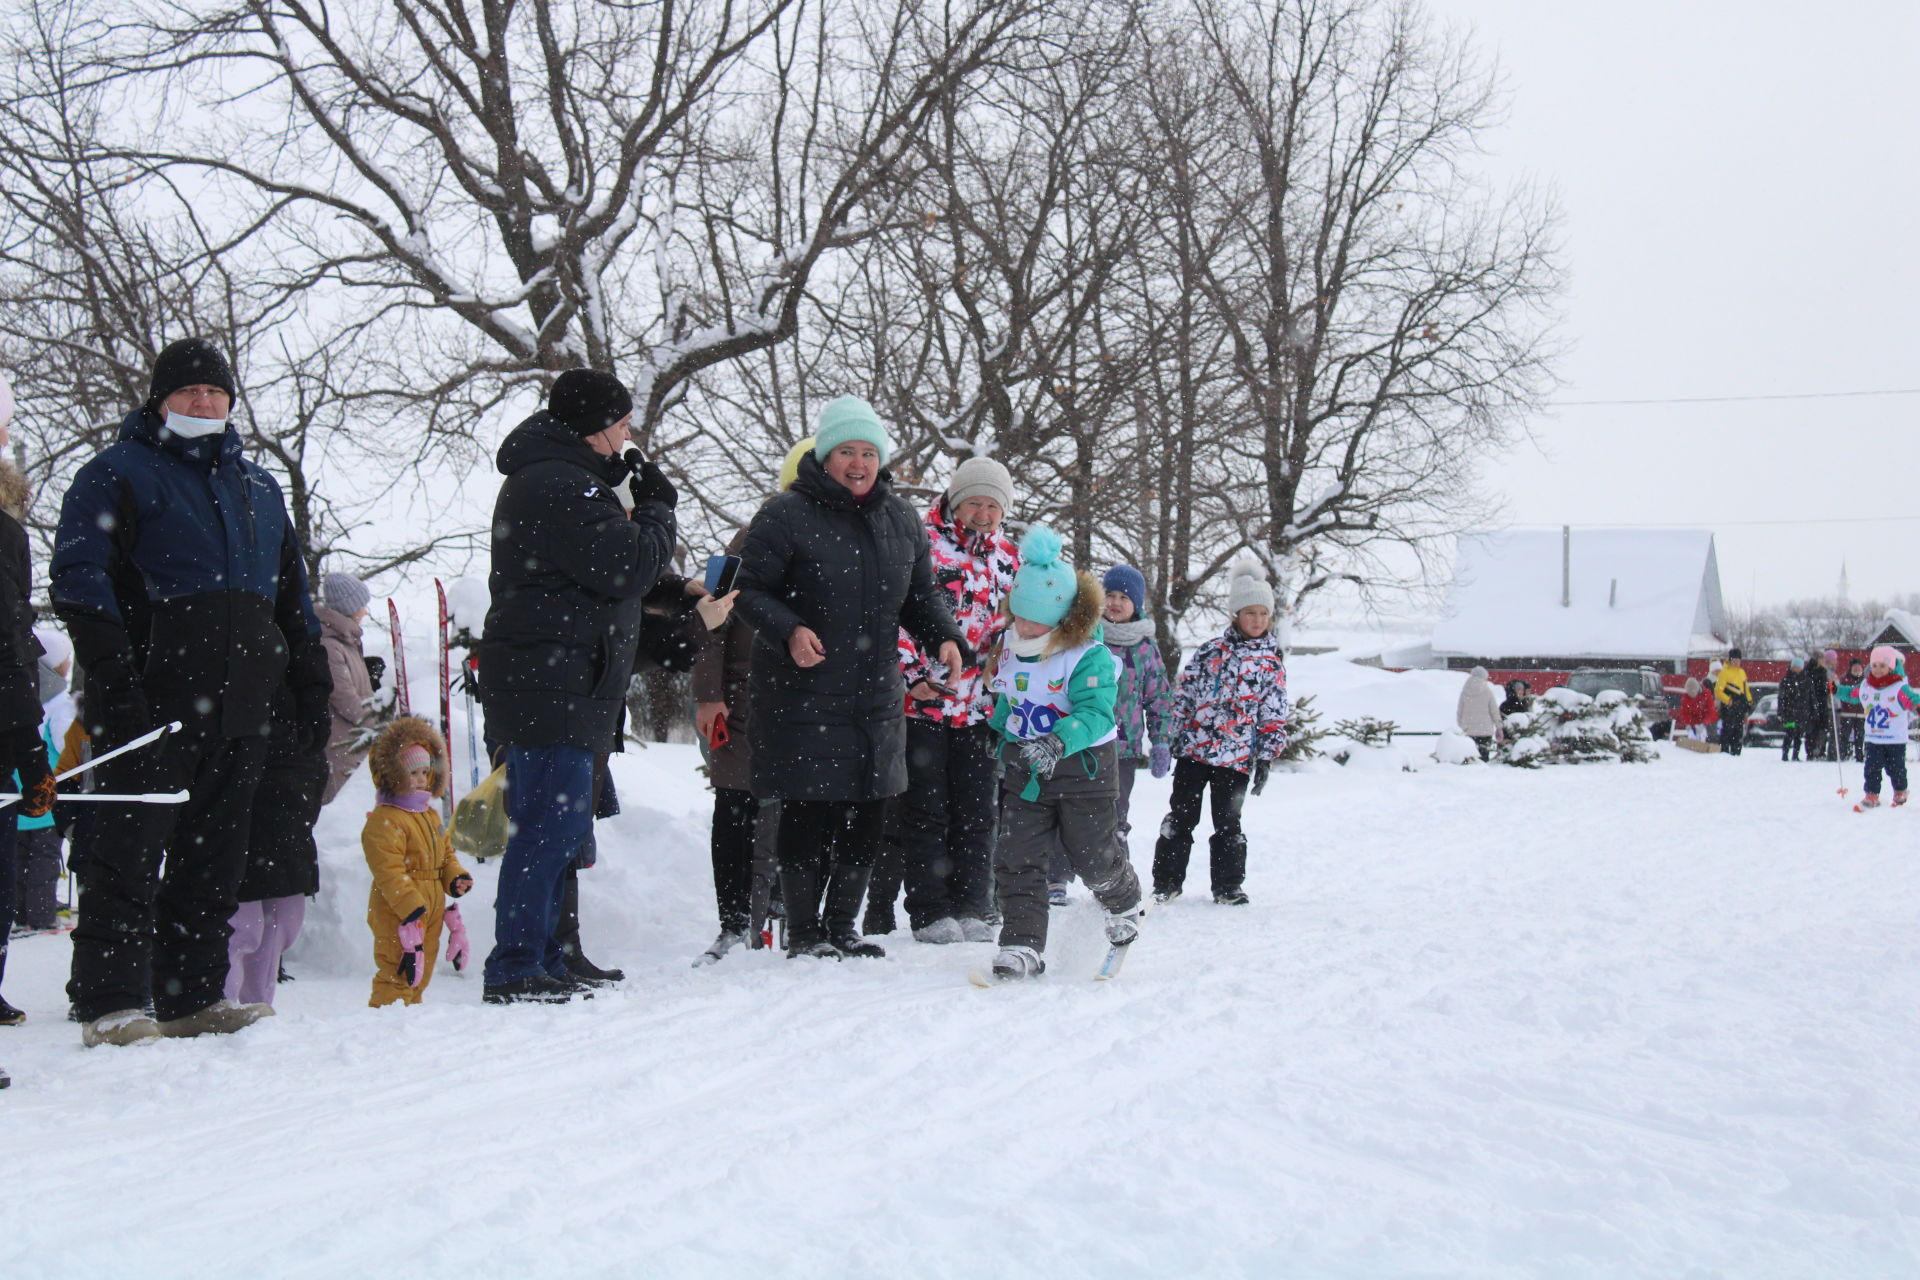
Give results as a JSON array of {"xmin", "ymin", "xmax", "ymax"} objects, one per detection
[{"xmin": 1, "ymin": 730, "xmax": 1916, "ymax": 1279}]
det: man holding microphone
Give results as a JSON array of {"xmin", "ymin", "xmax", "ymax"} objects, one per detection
[{"xmin": 477, "ymin": 370, "xmax": 676, "ymax": 1003}]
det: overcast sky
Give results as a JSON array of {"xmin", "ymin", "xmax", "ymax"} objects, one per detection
[{"xmin": 1427, "ymin": 0, "xmax": 1919, "ymax": 610}]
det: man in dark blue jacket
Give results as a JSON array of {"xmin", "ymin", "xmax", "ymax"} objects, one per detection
[
  {"xmin": 478, "ymin": 369, "xmax": 676, "ymax": 1003},
  {"xmin": 52, "ymin": 338, "xmax": 330, "ymax": 1046}
]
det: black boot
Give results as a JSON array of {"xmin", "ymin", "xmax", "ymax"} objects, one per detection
[
  {"xmin": 825, "ymin": 864, "xmax": 885, "ymax": 958},
  {"xmin": 780, "ymin": 848, "xmax": 836, "ymax": 959},
  {"xmin": 557, "ymin": 864, "xmax": 625, "ymax": 984}
]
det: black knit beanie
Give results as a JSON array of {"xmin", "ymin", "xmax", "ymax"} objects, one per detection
[
  {"xmin": 146, "ymin": 338, "xmax": 236, "ymax": 411},
  {"xmin": 549, "ymin": 369, "xmax": 633, "ymax": 437}
]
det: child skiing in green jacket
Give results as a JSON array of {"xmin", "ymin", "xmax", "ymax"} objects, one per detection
[{"xmin": 980, "ymin": 527, "xmax": 1145, "ymax": 982}]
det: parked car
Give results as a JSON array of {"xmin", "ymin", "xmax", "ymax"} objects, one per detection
[
  {"xmin": 1745, "ymin": 692, "xmax": 1785, "ymax": 746},
  {"xmin": 1566, "ymin": 668, "xmax": 1673, "ymax": 739}
]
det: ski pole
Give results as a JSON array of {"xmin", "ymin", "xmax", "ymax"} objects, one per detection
[
  {"xmin": 1829, "ymin": 694, "xmax": 1848, "ymax": 798},
  {"xmin": 57, "ymin": 720, "xmax": 184, "ymax": 785},
  {"xmin": 0, "ymin": 790, "xmax": 189, "ymax": 808}
]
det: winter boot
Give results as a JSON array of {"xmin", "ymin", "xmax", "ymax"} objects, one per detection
[
  {"xmin": 155, "ymin": 999, "xmax": 275, "ymax": 1039},
  {"xmin": 1213, "ymin": 889, "xmax": 1251, "ymax": 906},
  {"xmin": 1860, "ymin": 793, "xmax": 1882, "ymax": 809},
  {"xmin": 1152, "ymin": 888, "xmax": 1182, "ymax": 905},
  {"xmin": 958, "ymin": 917, "xmax": 995, "ymax": 943},
  {"xmin": 990, "ymin": 945, "xmax": 1045, "ymax": 982},
  {"xmin": 484, "ymin": 974, "xmax": 590, "ymax": 1004},
  {"xmin": 778, "ymin": 848, "xmax": 830, "ymax": 954},
  {"xmin": 787, "ymin": 940, "xmax": 842, "ymax": 960},
  {"xmin": 1047, "ymin": 883, "xmax": 1070, "ymax": 907},
  {"xmin": 1895, "ymin": 791, "xmax": 1910, "ymax": 807},
  {"xmin": 1105, "ymin": 904, "xmax": 1145, "ymax": 948},
  {"xmin": 912, "ymin": 916, "xmax": 966, "ymax": 945},
  {"xmin": 81, "ymin": 1009, "xmax": 163, "ymax": 1047},
  {"xmin": 563, "ymin": 953, "xmax": 625, "ymax": 986},
  {"xmin": 824, "ymin": 865, "xmax": 885, "ymax": 958},
  {"xmin": 0, "ymin": 996, "xmax": 23, "ymax": 1026},
  {"xmin": 693, "ymin": 930, "xmax": 746, "ymax": 968}
]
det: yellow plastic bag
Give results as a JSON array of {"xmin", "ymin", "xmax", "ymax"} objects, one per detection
[{"xmin": 449, "ymin": 764, "xmax": 508, "ymax": 861}]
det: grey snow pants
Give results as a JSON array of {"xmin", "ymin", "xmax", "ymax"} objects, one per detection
[{"xmin": 996, "ymin": 742, "xmax": 1141, "ymax": 953}]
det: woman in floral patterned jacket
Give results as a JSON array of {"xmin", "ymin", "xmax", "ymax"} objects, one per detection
[{"xmin": 1151, "ymin": 558, "xmax": 1288, "ymax": 907}]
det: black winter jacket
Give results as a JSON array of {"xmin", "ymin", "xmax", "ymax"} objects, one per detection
[
  {"xmin": 478, "ymin": 411, "xmax": 675, "ymax": 753},
  {"xmin": 1779, "ymin": 668, "xmax": 1821, "ymax": 726},
  {"xmin": 734, "ymin": 453, "xmax": 962, "ymax": 802},
  {"xmin": 50, "ymin": 409, "xmax": 327, "ymax": 739},
  {"xmin": 0, "ymin": 492, "xmax": 42, "ymax": 737}
]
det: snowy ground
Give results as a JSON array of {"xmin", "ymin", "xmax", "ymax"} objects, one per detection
[{"xmin": 2, "ymin": 659, "xmax": 1916, "ymax": 1279}]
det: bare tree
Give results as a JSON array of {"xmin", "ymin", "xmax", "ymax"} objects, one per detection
[
  {"xmin": 1147, "ymin": 0, "xmax": 1562, "ymax": 616},
  {"xmin": 31, "ymin": 0, "xmax": 1055, "ymax": 437}
]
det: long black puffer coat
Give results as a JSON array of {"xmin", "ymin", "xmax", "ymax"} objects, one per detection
[
  {"xmin": 734, "ymin": 453, "xmax": 962, "ymax": 802},
  {"xmin": 478, "ymin": 411, "xmax": 675, "ymax": 753}
]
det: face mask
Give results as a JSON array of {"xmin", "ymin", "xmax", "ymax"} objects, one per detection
[
  {"xmin": 164, "ymin": 412, "xmax": 227, "ymax": 439},
  {"xmin": 1009, "ymin": 630, "xmax": 1051, "ymax": 658}
]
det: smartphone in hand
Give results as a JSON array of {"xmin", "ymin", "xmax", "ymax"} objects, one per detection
[{"xmin": 704, "ymin": 554, "xmax": 742, "ymax": 597}]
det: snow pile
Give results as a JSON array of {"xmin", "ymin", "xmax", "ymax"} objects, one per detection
[{"xmin": 1432, "ymin": 730, "xmax": 1481, "ymax": 765}]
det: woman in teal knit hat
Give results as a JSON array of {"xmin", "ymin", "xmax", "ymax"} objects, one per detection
[
  {"xmin": 978, "ymin": 526, "xmax": 1145, "ymax": 982},
  {"xmin": 733, "ymin": 396, "xmax": 967, "ymax": 961}
]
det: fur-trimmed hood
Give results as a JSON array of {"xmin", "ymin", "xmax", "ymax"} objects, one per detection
[
  {"xmin": 1046, "ymin": 572, "xmax": 1106, "ymax": 656},
  {"xmin": 0, "ymin": 459, "xmax": 31, "ymax": 522},
  {"xmin": 368, "ymin": 715, "xmax": 449, "ymax": 798}
]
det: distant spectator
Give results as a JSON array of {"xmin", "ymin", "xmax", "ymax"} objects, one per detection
[
  {"xmin": 1455, "ymin": 666, "xmax": 1504, "ymax": 761},
  {"xmin": 1836, "ymin": 659, "xmax": 1867, "ymax": 761},
  {"xmin": 1499, "ymin": 679, "xmax": 1532, "ymax": 718},
  {"xmin": 1674, "ymin": 677, "xmax": 1717, "ymax": 743},
  {"xmin": 1712, "ymin": 648, "xmax": 1752, "ymax": 756},
  {"xmin": 317, "ymin": 573, "xmax": 376, "ymax": 803},
  {"xmin": 1778, "ymin": 656, "xmax": 1813, "ymax": 761}
]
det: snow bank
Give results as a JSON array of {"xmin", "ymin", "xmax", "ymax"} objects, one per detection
[{"xmin": 1, "ymin": 685, "xmax": 1914, "ymax": 1278}]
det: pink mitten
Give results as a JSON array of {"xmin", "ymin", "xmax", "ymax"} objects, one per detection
[
  {"xmin": 397, "ymin": 917, "xmax": 427, "ymax": 987},
  {"xmin": 443, "ymin": 903, "xmax": 471, "ymax": 973}
]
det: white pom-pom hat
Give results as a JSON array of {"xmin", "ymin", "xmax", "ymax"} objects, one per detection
[{"xmin": 1225, "ymin": 554, "xmax": 1275, "ymax": 614}]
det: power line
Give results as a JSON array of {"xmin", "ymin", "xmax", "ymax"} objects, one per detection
[
  {"xmin": 1510, "ymin": 515, "xmax": 1920, "ymax": 529},
  {"xmin": 1551, "ymin": 388, "xmax": 1920, "ymax": 407}
]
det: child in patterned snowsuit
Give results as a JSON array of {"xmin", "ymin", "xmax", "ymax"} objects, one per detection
[
  {"xmin": 1152, "ymin": 560, "xmax": 1288, "ymax": 906},
  {"xmin": 363, "ymin": 717, "xmax": 473, "ymax": 1006}
]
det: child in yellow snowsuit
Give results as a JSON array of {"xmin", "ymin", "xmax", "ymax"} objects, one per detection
[{"xmin": 364, "ymin": 717, "xmax": 472, "ymax": 1007}]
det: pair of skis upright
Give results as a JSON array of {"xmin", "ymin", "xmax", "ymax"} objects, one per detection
[{"xmin": 388, "ymin": 581, "xmax": 478, "ymax": 821}]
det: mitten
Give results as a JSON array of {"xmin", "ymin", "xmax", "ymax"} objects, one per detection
[
  {"xmin": 84, "ymin": 656, "xmax": 152, "ymax": 749},
  {"xmin": 397, "ymin": 911, "xmax": 427, "ymax": 988},
  {"xmin": 363, "ymin": 655, "xmax": 386, "ymax": 692},
  {"xmin": 1250, "ymin": 759, "xmax": 1271, "ymax": 797},
  {"xmin": 1149, "ymin": 744, "xmax": 1172, "ymax": 779},
  {"xmin": 1019, "ymin": 734, "xmax": 1065, "ymax": 779},
  {"xmin": 630, "ymin": 457, "xmax": 679, "ymax": 509},
  {"xmin": 8, "ymin": 725, "xmax": 56, "ymax": 818},
  {"xmin": 442, "ymin": 904, "xmax": 470, "ymax": 973}
]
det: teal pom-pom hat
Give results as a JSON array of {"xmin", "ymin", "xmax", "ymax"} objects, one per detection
[
  {"xmin": 812, "ymin": 396, "xmax": 893, "ymax": 468},
  {"xmin": 1008, "ymin": 525, "xmax": 1076, "ymax": 627}
]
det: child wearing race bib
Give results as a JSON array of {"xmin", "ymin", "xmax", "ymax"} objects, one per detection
[
  {"xmin": 982, "ymin": 526, "xmax": 1144, "ymax": 981},
  {"xmin": 1837, "ymin": 645, "xmax": 1915, "ymax": 807},
  {"xmin": 1152, "ymin": 557, "xmax": 1289, "ymax": 906}
]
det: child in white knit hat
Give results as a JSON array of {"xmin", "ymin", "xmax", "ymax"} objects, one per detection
[{"xmin": 1151, "ymin": 557, "xmax": 1288, "ymax": 906}]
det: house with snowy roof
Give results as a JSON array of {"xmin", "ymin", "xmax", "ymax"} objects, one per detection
[
  {"xmin": 1865, "ymin": 608, "xmax": 1919, "ymax": 654},
  {"xmin": 1428, "ymin": 528, "xmax": 1729, "ymax": 675}
]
